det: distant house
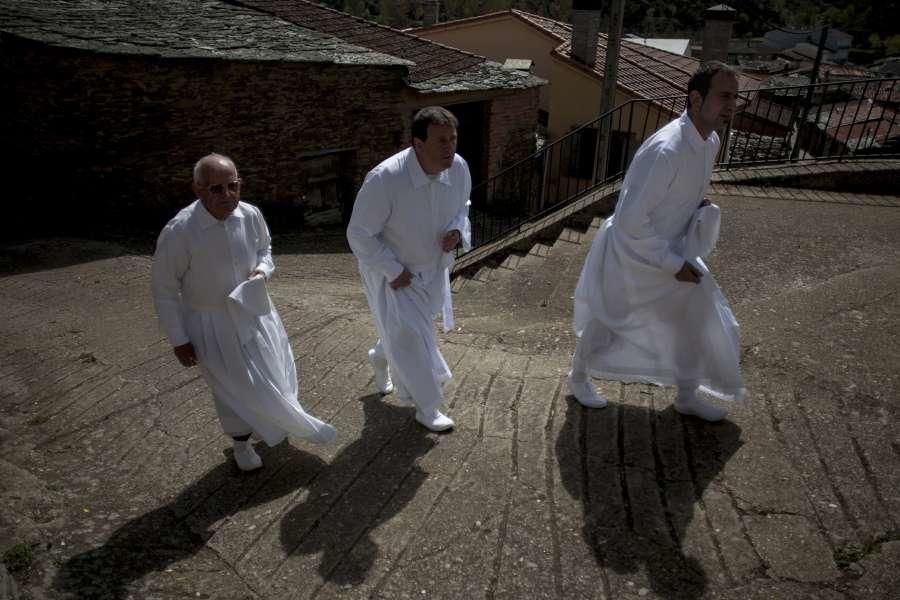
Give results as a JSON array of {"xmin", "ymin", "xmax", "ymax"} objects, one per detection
[
  {"xmin": 764, "ymin": 27, "xmax": 853, "ymax": 64},
  {"xmin": 802, "ymin": 100, "xmax": 900, "ymax": 156},
  {"xmin": 731, "ymin": 77, "xmax": 899, "ymax": 163},
  {"xmin": 872, "ymin": 57, "xmax": 900, "ymax": 76},
  {"xmin": 413, "ymin": 8, "xmax": 758, "ymax": 183},
  {"xmin": 413, "ymin": 10, "xmax": 758, "ymax": 136},
  {"xmin": 0, "ymin": 0, "xmax": 544, "ymax": 234}
]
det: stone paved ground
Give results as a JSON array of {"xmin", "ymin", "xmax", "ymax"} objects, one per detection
[{"xmin": 1, "ymin": 190, "xmax": 898, "ymax": 599}]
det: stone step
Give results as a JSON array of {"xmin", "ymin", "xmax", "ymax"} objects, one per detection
[{"xmin": 556, "ymin": 226, "xmax": 588, "ymax": 245}]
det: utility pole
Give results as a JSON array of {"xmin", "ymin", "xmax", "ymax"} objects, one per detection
[
  {"xmin": 790, "ymin": 25, "xmax": 828, "ymax": 160},
  {"xmin": 592, "ymin": 0, "xmax": 626, "ymax": 184}
]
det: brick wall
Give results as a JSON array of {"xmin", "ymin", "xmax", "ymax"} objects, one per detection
[
  {"xmin": 0, "ymin": 36, "xmax": 408, "ymax": 236},
  {"xmin": 486, "ymin": 87, "xmax": 541, "ymax": 182}
]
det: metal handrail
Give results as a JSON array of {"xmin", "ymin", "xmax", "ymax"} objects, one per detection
[{"xmin": 466, "ymin": 77, "xmax": 899, "ymax": 252}]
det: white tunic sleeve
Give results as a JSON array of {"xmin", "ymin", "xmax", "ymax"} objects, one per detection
[
  {"xmin": 447, "ymin": 165, "xmax": 472, "ymax": 252},
  {"xmin": 346, "ymin": 171, "xmax": 405, "ymax": 281},
  {"xmin": 151, "ymin": 224, "xmax": 191, "ymax": 347},
  {"xmin": 251, "ymin": 207, "xmax": 275, "ymax": 279},
  {"xmin": 615, "ymin": 150, "xmax": 684, "ymax": 274}
]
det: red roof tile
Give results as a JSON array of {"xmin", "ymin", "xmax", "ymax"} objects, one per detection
[
  {"xmin": 813, "ymin": 100, "xmax": 896, "ymax": 130},
  {"xmin": 419, "ymin": 9, "xmax": 758, "ymax": 103}
]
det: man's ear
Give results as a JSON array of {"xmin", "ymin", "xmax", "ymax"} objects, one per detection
[
  {"xmin": 688, "ymin": 90, "xmax": 703, "ymax": 112},
  {"xmin": 412, "ymin": 137, "xmax": 424, "ymax": 151}
]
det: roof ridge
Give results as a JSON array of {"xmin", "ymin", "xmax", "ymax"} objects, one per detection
[
  {"xmin": 552, "ymin": 35, "xmax": 688, "ymax": 99},
  {"xmin": 287, "ymin": 0, "xmax": 488, "ymax": 64},
  {"xmin": 509, "ymin": 8, "xmax": 571, "ymax": 42},
  {"xmin": 410, "ymin": 9, "xmax": 512, "ymax": 32},
  {"xmin": 616, "ymin": 37, "xmax": 697, "ymax": 81}
]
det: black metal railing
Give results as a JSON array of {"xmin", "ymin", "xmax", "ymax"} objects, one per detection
[
  {"xmin": 468, "ymin": 76, "xmax": 899, "ymax": 252},
  {"xmin": 724, "ymin": 76, "xmax": 899, "ymax": 167},
  {"xmin": 468, "ymin": 95, "xmax": 686, "ymax": 249}
]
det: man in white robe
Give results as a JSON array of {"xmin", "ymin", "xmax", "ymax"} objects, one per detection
[
  {"xmin": 152, "ymin": 154, "xmax": 336, "ymax": 471},
  {"xmin": 568, "ymin": 62, "xmax": 746, "ymax": 421},
  {"xmin": 347, "ymin": 107, "xmax": 472, "ymax": 432}
]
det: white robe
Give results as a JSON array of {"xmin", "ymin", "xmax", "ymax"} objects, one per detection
[
  {"xmin": 151, "ymin": 200, "xmax": 336, "ymax": 446},
  {"xmin": 573, "ymin": 112, "xmax": 745, "ymax": 400},
  {"xmin": 347, "ymin": 148, "xmax": 472, "ymax": 412}
]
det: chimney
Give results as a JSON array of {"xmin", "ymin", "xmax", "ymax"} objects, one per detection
[
  {"xmin": 571, "ymin": 0, "xmax": 602, "ymax": 68},
  {"xmin": 702, "ymin": 4, "xmax": 738, "ymax": 63},
  {"xmin": 422, "ymin": 1, "xmax": 440, "ymax": 26}
]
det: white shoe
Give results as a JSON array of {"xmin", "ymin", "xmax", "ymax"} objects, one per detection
[
  {"xmin": 368, "ymin": 349, "xmax": 394, "ymax": 394},
  {"xmin": 674, "ymin": 392, "xmax": 727, "ymax": 422},
  {"xmin": 567, "ymin": 373, "xmax": 608, "ymax": 408},
  {"xmin": 233, "ymin": 440, "xmax": 263, "ymax": 471},
  {"xmin": 415, "ymin": 409, "xmax": 455, "ymax": 432}
]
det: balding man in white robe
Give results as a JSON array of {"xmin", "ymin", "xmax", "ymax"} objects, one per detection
[{"xmin": 152, "ymin": 154, "xmax": 336, "ymax": 471}]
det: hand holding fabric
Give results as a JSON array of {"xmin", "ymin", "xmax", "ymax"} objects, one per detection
[
  {"xmin": 441, "ymin": 229, "xmax": 461, "ymax": 252},
  {"xmin": 674, "ymin": 261, "xmax": 703, "ymax": 284},
  {"xmin": 390, "ymin": 268, "xmax": 413, "ymax": 289}
]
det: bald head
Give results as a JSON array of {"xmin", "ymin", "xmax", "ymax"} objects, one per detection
[
  {"xmin": 192, "ymin": 153, "xmax": 241, "ymax": 220},
  {"xmin": 193, "ymin": 153, "xmax": 237, "ymax": 186}
]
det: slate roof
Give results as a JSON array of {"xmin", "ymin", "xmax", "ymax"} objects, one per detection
[
  {"xmin": 0, "ymin": 0, "xmax": 544, "ymax": 94},
  {"xmin": 0, "ymin": 0, "xmax": 408, "ymax": 67},
  {"xmin": 231, "ymin": 0, "xmax": 544, "ymax": 93}
]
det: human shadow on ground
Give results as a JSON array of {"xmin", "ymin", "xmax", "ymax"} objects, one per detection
[
  {"xmin": 556, "ymin": 395, "xmax": 743, "ymax": 599},
  {"xmin": 278, "ymin": 394, "xmax": 437, "ymax": 587},
  {"xmin": 54, "ymin": 441, "xmax": 327, "ymax": 598}
]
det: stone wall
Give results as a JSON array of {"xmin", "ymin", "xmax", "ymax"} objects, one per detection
[
  {"xmin": 486, "ymin": 87, "xmax": 541, "ymax": 181},
  {"xmin": 0, "ymin": 35, "xmax": 408, "ymax": 236}
]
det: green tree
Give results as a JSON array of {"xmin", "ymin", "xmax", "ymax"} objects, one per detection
[
  {"xmin": 342, "ymin": 0, "xmax": 368, "ymax": 18},
  {"xmin": 379, "ymin": 0, "xmax": 411, "ymax": 27},
  {"xmin": 885, "ymin": 34, "xmax": 900, "ymax": 56}
]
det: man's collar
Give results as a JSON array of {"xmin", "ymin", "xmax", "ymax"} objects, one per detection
[
  {"xmin": 406, "ymin": 147, "xmax": 452, "ymax": 188},
  {"xmin": 195, "ymin": 200, "xmax": 244, "ymax": 228},
  {"xmin": 680, "ymin": 110, "xmax": 714, "ymax": 153}
]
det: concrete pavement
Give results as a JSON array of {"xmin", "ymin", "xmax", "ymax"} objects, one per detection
[{"xmin": 1, "ymin": 189, "xmax": 898, "ymax": 599}]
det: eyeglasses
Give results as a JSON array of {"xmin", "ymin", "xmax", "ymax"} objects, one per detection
[{"xmin": 205, "ymin": 178, "xmax": 242, "ymax": 195}]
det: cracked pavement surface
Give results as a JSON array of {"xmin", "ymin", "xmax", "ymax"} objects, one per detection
[{"xmin": 1, "ymin": 190, "xmax": 898, "ymax": 599}]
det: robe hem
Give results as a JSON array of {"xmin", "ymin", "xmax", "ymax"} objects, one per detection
[{"xmin": 583, "ymin": 367, "xmax": 747, "ymax": 402}]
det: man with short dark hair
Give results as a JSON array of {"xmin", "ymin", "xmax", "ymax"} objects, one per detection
[
  {"xmin": 152, "ymin": 154, "xmax": 336, "ymax": 471},
  {"xmin": 567, "ymin": 61, "xmax": 746, "ymax": 420},
  {"xmin": 347, "ymin": 106, "xmax": 471, "ymax": 432}
]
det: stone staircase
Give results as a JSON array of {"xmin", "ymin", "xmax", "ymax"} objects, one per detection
[
  {"xmin": 450, "ymin": 212, "xmax": 602, "ymax": 354},
  {"xmin": 451, "ymin": 159, "xmax": 900, "ymax": 283}
]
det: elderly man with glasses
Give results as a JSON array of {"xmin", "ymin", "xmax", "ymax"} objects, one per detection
[{"xmin": 151, "ymin": 153, "xmax": 336, "ymax": 472}]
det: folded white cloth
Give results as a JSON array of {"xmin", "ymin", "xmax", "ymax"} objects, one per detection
[
  {"xmin": 684, "ymin": 203, "xmax": 721, "ymax": 261},
  {"xmin": 227, "ymin": 276, "xmax": 272, "ymax": 345}
]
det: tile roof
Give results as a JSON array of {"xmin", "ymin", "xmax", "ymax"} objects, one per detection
[
  {"xmin": 419, "ymin": 9, "xmax": 758, "ymax": 103},
  {"xmin": 727, "ymin": 132, "xmax": 790, "ymax": 163},
  {"xmin": 812, "ymin": 100, "xmax": 896, "ymax": 130},
  {"xmin": 510, "ymin": 9, "xmax": 572, "ymax": 40},
  {"xmin": 625, "ymin": 37, "xmax": 691, "ymax": 57},
  {"xmin": 740, "ymin": 97, "xmax": 795, "ymax": 128},
  {"xmin": 232, "ymin": 1, "xmax": 544, "ymax": 93},
  {"xmin": 0, "ymin": 0, "xmax": 407, "ymax": 66}
]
